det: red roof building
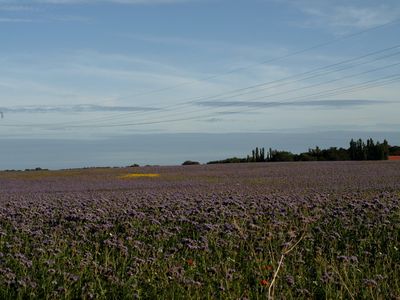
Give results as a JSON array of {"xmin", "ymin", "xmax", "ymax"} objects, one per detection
[{"xmin": 388, "ymin": 156, "xmax": 400, "ymax": 161}]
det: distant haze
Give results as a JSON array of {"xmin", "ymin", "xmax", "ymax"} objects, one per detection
[{"xmin": 1, "ymin": 131, "xmax": 399, "ymax": 170}]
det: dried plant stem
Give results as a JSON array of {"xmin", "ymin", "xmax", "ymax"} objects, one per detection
[
  {"xmin": 268, "ymin": 231, "xmax": 307, "ymax": 300},
  {"xmin": 332, "ymin": 265, "xmax": 355, "ymax": 300},
  {"xmin": 268, "ymin": 252, "xmax": 285, "ymax": 300}
]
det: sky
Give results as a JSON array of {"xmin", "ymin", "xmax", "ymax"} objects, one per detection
[{"xmin": 0, "ymin": 0, "xmax": 400, "ymax": 168}]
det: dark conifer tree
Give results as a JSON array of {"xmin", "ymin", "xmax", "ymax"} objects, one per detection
[
  {"xmin": 383, "ymin": 139, "xmax": 389, "ymax": 159},
  {"xmin": 255, "ymin": 147, "xmax": 259, "ymax": 162},
  {"xmin": 349, "ymin": 139, "xmax": 357, "ymax": 160},
  {"xmin": 260, "ymin": 147, "xmax": 265, "ymax": 162}
]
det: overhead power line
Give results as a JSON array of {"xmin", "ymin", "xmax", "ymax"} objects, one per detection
[
  {"xmin": 108, "ymin": 17, "xmax": 400, "ymax": 101},
  {"xmin": 2, "ymin": 72, "xmax": 399, "ymax": 129},
  {"xmin": 22, "ymin": 43, "xmax": 400, "ymax": 128},
  {"xmin": 77, "ymin": 75, "xmax": 400, "ymax": 128},
  {"xmin": 1, "ymin": 20, "xmax": 399, "ymax": 130}
]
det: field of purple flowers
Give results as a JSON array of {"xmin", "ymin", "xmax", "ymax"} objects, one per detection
[{"xmin": 0, "ymin": 161, "xmax": 399, "ymax": 299}]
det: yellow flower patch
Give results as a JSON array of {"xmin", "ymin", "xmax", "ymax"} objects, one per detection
[{"xmin": 119, "ymin": 173, "xmax": 160, "ymax": 179}]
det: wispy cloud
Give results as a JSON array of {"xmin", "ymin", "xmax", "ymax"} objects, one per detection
[
  {"xmin": 0, "ymin": 5, "xmax": 39, "ymax": 11},
  {"xmin": 197, "ymin": 117, "xmax": 224, "ymax": 123},
  {"xmin": 0, "ymin": 49, "xmax": 233, "ymax": 108},
  {"xmin": 0, "ymin": 0, "xmax": 196, "ymax": 5},
  {"xmin": 0, "ymin": 4, "xmax": 91, "ymax": 23},
  {"xmin": 0, "ymin": 104, "xmax": 160, "ymax": 113},
  {"xmin": 197, "ymin": 99, "xmax": 387, "ymax": 109},
  {"xmin": 0, "ymin": 17, "xmax": 33, "ymax": 22},
  {"xmin": 281, "ymin": 0, "xmax": 400, "ymax": 30},
  {"xmin": 48, "ymin": 14, "xmax": 92, "ymax": 23},
  {"xmin": 118, "ymin": 32, "xmax": 286, "ymax": 61},
  {"xmin": 329, "ymin": 6, "xmax": 399, "ymax": 29}
]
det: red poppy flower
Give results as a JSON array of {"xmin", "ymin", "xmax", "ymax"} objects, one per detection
[
  {"xmin": 187, "ymin": 259, "xmax": 194, "ymax": 266},
  {"xmin": 260, "ymin": 279, "xmax": 270, "ymax": 286},
  {"xmin": 263, "ymin": 265, "xmax": 273, "ymax": 271}
]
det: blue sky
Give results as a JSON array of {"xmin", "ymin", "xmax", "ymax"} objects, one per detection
[{"xmin": 0, "ymin": 0, "xmax": 399, "ymax": 167}]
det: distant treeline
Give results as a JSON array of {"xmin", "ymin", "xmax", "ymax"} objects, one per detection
[{"xmin": 207, "ymin": 138, "xmax": 400, "ymax": 164}]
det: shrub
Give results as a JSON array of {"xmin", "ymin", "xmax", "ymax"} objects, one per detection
[{"xmin": 182, "ymin": 160, "xmax": 200, "ymax": 166}]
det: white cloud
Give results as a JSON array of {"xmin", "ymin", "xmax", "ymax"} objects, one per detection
[
  {"xmin": 281, "ymin": 0, "xmax": 400, "ymax": 30},
  {"xmin": 0, "ymin": 0, "xmax": 196, "ymax": 4},
  {"xmin": 0, "ymin": 104, "xmax": 159, "ymax": 113},
  {"xmin": 0, "ymin": 50, "xmax": 233, "ymax": 108},
  {"xmin": 318, "ymin": 5, "xmax": 398, "ymax": 29},
  {"xmin": 0, "ymin": 5, "xmax": 38, "ymax": 11},
  {"xmin": 119, "ymin": 32, "xmax": 287, "ymax": 59},
  {"xmin": 0, "ymin": 17, "xmax": 33, "ymax": 22},
  {"xmin": 0, "ymin": 0, "xmax": 197, "ymax": 24}
]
